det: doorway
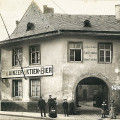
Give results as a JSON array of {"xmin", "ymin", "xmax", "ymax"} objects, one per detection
[{"xmin": 76, "ymin": 77, "xmax": 109, "ymax": 114}]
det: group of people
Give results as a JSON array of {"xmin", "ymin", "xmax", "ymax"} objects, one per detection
[
  {"xmin": 101, "ymin": 100, "xmax": 116, "ymax": 119},
  {"xmin": 38, "ymin": 95, "xmax": 57, "ymax": 118},
  {"xmin": 38, "ymin": 95, "xmax": 75, "ymax": 118},
  {"xmin": 38, "ymin": 96, "xmax": 117, "ymax": 119},
  {"xmin": 62, "ymin": 99, "xmax": 75, "ymax": 116}
]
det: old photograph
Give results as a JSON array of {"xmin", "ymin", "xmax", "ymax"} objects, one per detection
[{"xmin": 0, "ymin": 0, "xmax": 120, "ymax": 119}]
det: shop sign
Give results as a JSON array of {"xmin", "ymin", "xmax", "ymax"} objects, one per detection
[
  {"xmin": 1, "ymin": 65, "xmax": 53, "ymax": 78},
  {"xmin": 112, "ymin": 85, "xmax": 120, "ymax": 91}
]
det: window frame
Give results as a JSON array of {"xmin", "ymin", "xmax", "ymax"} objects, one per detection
[
  {"xmin": 30, "ymin": 78, "xmax": 40, "ymax": 97},
  {"xmin": 98, "ymin": 43, "xmax": 113, "ymax": 64},
  {"xmin": 29, "ymin": 45, "xmax": 41, "ymax": 65},
  {"xmin": 68, "ymin": 42, "xmax": 83, "ymax": 62},
  {"xmin": 12, "ymin": 79, "xmax": 22, "ymax": 97},
  {"xmin": 12, "ymin": 47, "xmax": 23, "ymax": 66}
]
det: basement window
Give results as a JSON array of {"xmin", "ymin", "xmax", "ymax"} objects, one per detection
[
  {"xmin": 84, "ymin": 20, "xmax": 91, "ymax": 27},
  {"xmin": 26, "ymin": 22, "xmax": 35, "ymax": 31}
]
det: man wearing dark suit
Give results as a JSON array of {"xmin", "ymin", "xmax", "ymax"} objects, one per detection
[
  {"xmin": 62, "ymin": 99, "xmax": 69, "ymax": 117},
  {"xmin": 48, "ymin": 95, "xmax": 53, "ymax": 115},
  {"xmin": 38, "ymin": 96, "xmax": 46, "ymax": 117}
]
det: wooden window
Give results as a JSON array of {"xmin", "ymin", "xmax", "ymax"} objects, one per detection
[
  {"xmin": 13, "ymin": 47, "xmax": 22, "ymax": 66},
  {"xmin": 98, "ymin": 43, "xmax": 112, "ymax": 63},
  {"xmin": 30, "ymin": 79, "xmax": 40, "ymax": 97},
  {"xmin": 13, "ymin": 80, "xmax": 22, "ymax": 97},
  {"xmin": 69, "ymin": 42, "xmax": 82, "ymax": 61},
  {"xmin": 29, "ymin": 45, "xmax": 40, "ymax": 64}
]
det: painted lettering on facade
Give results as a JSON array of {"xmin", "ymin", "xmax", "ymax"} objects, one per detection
[
  {"xmin": 84, "ymin": 45, "xmax": 97, "ymax": 61},
  {"xmin": 1, "ymin": 65, "xmax": 53, "ymax": 78}
]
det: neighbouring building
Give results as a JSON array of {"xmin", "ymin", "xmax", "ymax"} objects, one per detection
[{"xmin": 1, "ymin": 1, "xmax": 120, "ymax": 113}]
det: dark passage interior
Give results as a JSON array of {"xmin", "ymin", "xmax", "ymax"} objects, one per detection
[{"xmin": 76, "ymin": 77, "xmax": 108, "ymax": 114}]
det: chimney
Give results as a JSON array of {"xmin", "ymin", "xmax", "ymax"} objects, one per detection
[
  {"xmin": 115, "ymin": 5, "xmax": 120, "ymax": 20},
  {"xmin": 43, "ymin": 5, "xmax": 54, "ymax": 13},
  {"xmin": 16, "ymin": 20, "xmax": 19, "ymax": 26}
]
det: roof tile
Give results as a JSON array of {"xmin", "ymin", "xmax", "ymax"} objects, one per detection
[{"xmin": 9, "ymin": 1, "xmax": 120, "ymax": 40}]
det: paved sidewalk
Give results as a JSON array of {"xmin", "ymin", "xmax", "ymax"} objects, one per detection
[{"xmin": 0, "ymin": 111, "xmax": 119, "ymax": 120}]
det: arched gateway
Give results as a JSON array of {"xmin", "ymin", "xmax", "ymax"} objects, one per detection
[{"xmin": 73, "ymin": 73, "xmax": 110, "ymax": 114}]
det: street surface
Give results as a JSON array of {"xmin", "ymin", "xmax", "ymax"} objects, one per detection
[
  {"xmin": 0, "ymin": 111, "xmax": 119, "ymax": 120},
  {"xmin": 0, "ymin": 114, "xmax": 100, "ymax": 120},
  {"xmin": 0, "ymin": 115, "xmax": 40, "ymax": 120},
  {"xmin": 0, "ymin": 114, "xmax": 119, "ymax": 120}
]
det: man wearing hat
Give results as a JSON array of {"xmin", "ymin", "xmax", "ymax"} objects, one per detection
[
  {"xmin": 101, "ymin": 101, "xmax": 107, "ymax": 118},
  {"xmin": 62, "ymin": 99, "xmax": 69, "ymax": 117},
  {"xmin": 48, "ymin": 95, "xmax": 53, "ymax": 115},
  {"xmin": 38, "ymin": 96, "xmax": 46, "ymax": 117}
]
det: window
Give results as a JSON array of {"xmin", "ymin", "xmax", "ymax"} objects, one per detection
[
  {"xmin": 69, "ymin": 42, "xmax": 82, "ymax": 61},
  {"xmin": 26, "ymin": 22, "xmax": 35, "ymax": 31},
  {"xmin": 12, "ymin": 80, "xmax": 22, "ymax": 97},
  {"xmin": 84, "ymin": 20, "xmax": 91, "ymax": 27},
  {"xmin": 30, "ymin": 79, "xmax": 40, "ymax": 97},
  {"xmin": 12, "ymin": 47, "xmax": 22, "ymax": 66},
  {"xmin": 29, "ymin": 45, "xmax": 40, "ymax": 64},
  {"xmin": 98, "ymin": 43, "xmax": 112, "ymax": 63}
]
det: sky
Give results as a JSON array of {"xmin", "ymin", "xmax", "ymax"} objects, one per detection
[{"xmin": 0, "ymin": 0, "xmax": 120, "ymax": 41}]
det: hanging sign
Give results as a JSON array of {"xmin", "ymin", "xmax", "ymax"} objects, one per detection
[{"xmin": 1, "ymin": 65, "xmax": 53, "ymax": 78}]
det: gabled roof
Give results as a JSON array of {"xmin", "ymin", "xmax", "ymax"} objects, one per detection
[
  {"xmin": 10, "ymin": 1, "xmax": 56, "ymax": 39},
  {"xmin": 8, "ymin": 1, "xmax": 120, "ymax": 40}
]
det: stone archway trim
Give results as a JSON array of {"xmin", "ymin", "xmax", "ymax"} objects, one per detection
[{"xmin": 72, "ymin": 72, "xmax": 111, "ymax": 103}]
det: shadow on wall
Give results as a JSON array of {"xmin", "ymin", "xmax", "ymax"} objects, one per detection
[
  {"xmin": 1, "ymin": 101, "xmax": 64, "ymax": 113},
  {"xmin": 1, "ymin": 102, "xmax": 28, "ymax": 112},
  {"xmin": 1, "ymin": 102, "xmax": 40, "ymax": 112}
]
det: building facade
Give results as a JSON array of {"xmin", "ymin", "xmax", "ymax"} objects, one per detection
[{"xmin": 1, "ymin": 2, "xmax": 120, "ymax": 113}]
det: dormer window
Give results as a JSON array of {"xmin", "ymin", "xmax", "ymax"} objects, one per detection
[
  {"xmin": 84, "ymin": 20, "xmax": 91, "ymax": 27},
  {"xmin": 26, "ymin": 22, "xmax": 35, "ymax": 31}
]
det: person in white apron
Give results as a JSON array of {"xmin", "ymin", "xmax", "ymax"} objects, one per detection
[{"xmin": 109, "ymin": 100, "xmax": 116, "ymax": 119}]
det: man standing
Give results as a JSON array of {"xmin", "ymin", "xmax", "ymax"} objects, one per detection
[
  {"xmin": 101, "ymin": 101, "xmax": 107, "ymax": 118},
  {"xmin": 62, "ymin": 99, "xmax": 69, "ymax": 117},
  {"xmin": 38, "ymin": 96, "xmax": 46, "ymax": 117},
  {"xmin": 48, "ymin": 95, "xmax": 53, "ymax": 115},
  {"xmin": 109, "ymin": 100, "xmax": 116, "ymax": 119}
]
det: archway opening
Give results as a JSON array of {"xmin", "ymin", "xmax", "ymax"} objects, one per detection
[{"xmin": 76, "ymin": 77, "xmax": 109, "ymax": 114}]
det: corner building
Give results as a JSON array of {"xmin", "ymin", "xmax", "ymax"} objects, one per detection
[{"xmin": 1, "ymin": 2, "xmax": 120, "ymax": 113}]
